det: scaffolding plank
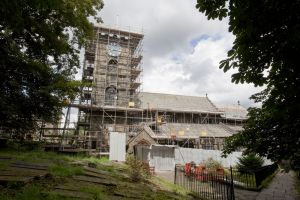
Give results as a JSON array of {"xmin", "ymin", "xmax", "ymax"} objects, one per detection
[
  {"xmin": 83, "ymin": 166, "xmax": 111, "ymax": 176},
  {"xmin": 0, "ymin": 168, "xmax": 48, "ymax": 178},
  {"xmin": 0, "ymin": 156, "xmax": 12, "ymax": 160},
  {"xmin": 55, "ymin": 185, "xmax": 85, "ymax": 192},
  {"xmin": 73, "ymin": 175, "xmax": 117, "ymax": 186},
  {"xmin": 83, "ymin": 171, "xmax": 109, "ymax": 179},
  {"xmin": 10, "ymin": 162, "xmax": 48, "ymax": 170},
  {"xmin": 0, "ymin": 176, "xmax": 34, "ymax": 185}
]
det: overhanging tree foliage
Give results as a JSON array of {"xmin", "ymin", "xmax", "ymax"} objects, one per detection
[
  {"xmin": 196, "ymin": 0, "xmax": 300, "ymax": 162},
  {"xmin": 0, "ymin": 0, "xmax": 103, "ymax": 134}
]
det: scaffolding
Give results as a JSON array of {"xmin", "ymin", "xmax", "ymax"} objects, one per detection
[
  {"xmin": 81, "ymin": 25, "xmax": 143, "ymax": 106},
  {"xmin": 36, "ymin": 25, "xmax": 247, "ymax": 154},
  {"xmin": 70, "ymin": 25, "xmax": 145, "ymax": 153}
]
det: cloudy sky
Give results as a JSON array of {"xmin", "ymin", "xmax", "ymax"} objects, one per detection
[{"xmin": 96, "ymin": 0, "xmax": 262, "ymax": 108}]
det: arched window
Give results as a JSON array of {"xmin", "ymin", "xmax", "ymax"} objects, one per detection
[
  {"xmin": 107, "ymin": 59, "xmax": 118, "ymax": 73},
  {"xmin": 108, "ymin": 59, "xmax": 118, "ymax": 65},
  {"xmin": 105, "ymin": 86, "xmax": 117, "ymax": 105}
]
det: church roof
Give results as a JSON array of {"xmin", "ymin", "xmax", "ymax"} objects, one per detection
[
  {"xmin": 139, "ymin": 92, "xmax": 221, "ymax": 114},
  {"xmin": 218, "ymin": 105, "xmax": 248, "ymax": 120},
  {"xmin": 157, "ymin": 123, "xmax": 234, "ymax": 138}
]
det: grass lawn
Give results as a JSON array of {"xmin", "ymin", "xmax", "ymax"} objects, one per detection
[
  {"xmin": 225, "ymin": 169, "xmax": 256, "ymax": 188},
  {"xmin": 0, "ymin": 148, "xmax": 199, "ymax": 200},
  {"xmin": 232, "ymin": 171, "xmax": 256, "ymax": 188}
]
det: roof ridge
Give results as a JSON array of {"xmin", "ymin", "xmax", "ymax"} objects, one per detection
[
  {"xmin": 140, "ymin": 91, "xmax": 207, "ymax": 98},
  {"xmin": 205, "ymin": 96, "xmax": 219, "ymax": 111}
]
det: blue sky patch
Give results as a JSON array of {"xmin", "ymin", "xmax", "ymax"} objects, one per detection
[
  {"xmin": 190, "ymin": 34, "xmax": 222, "ymax": 47},
  {"xmin": 190, "ymin": 35, "xmax": 209, "ymax": 47}
]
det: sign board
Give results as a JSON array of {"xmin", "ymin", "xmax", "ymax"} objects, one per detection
[{"xmin": 128, "ymin": 101, "xmax": 135, "ymax": 107}]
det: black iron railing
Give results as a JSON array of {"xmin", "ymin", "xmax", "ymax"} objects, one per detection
[
  {"xmin": 231, "ymin": 164, "xmax": 278, "ymax": 190},
  {"xmin": 230, "ymin": 169, "xmax": 256, "ymax": 189},
  {"xmin": 254, "ymin": 164, "xmax": 278, "ymax": 188},
  {"xmin": 174, "ymin": 165, "xmax": 235, "ymax": 200}
]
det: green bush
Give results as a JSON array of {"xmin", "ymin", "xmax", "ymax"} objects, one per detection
[
  {"xmin": 237, "ymin": 153, "xmax": 264, "ymax": 173},
  {"xmin": 204, "ymin": 157, "xmax": 223, "ymax": 170},
  {"xmin": 6, "ymin": 140, "xmax": 44, "ymax": 151},
  {"xmin": 126, "ymin": 155, "xmax": 150, "ymax": 182},
  {"xmin": 291, "ymin": 152, "xmax": 300, "ymax": 173}
]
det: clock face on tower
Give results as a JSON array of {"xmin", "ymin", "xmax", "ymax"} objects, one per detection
[{"xmin": 107, "ymin": 42, "xmax": 121, "ymax": 57}]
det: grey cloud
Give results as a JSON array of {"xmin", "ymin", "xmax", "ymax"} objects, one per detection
[
  {"xmin": 98, "ymin": 0, "xmax": 262, "ymax": 108},
  {"xmin": 100, "ymin": 0, "xmax": 229, "ymax": 66}
]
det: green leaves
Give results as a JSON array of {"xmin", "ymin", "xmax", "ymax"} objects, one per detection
[
  {"xmin": 196, "ymin": 0, "xmax": 228, "ymax": 20},
  {"xmin": 196, "ymin": 0, "xmax": 300, "ymax": 163},
  {"xmin": 0, "ymin": 0, "xmax": 104, "ymax": 134},
  {"xmin": 219, "ymin": 59, "xmax": 230, "ymax": 72},
  {"xmin": 237, "ymin": 153, "xmax": 264, "ymax": 172}
]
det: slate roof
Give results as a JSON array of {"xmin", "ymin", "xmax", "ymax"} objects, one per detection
[
  {"xmin": 139, "ymin": 92, "xmax": 221, "ymax": 114},
  {"xmin": 218, "ymin": 105, "xmax": 248, "ymax": 120},
  {"xmin": 225, "ymin": 125, "xmax": 244, "ymax": 133},
  {"xmin": 156, "ymin": 123, "xmax": 234, "ymax": 138}
]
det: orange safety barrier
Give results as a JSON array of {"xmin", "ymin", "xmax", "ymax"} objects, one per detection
[
  {"xmin": 195, "ymin": 166, "xmax": 208, "ymax": 181},
  {"xmin": 185, "ymin": 163, "xmax": 191, "ymax": 176}
]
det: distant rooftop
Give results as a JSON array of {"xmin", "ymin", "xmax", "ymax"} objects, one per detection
[
  {"xmin": 218, "ymin": 105, "xmax": 248, "ymax": 120},
  {"xmin": 139, "ymin": 92, "xmax": 221, "ymax": 114}
]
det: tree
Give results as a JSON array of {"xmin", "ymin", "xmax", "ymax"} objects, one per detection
[
  {"xmin": 0, "ymin": 0, "xmax": 103, "ymax": 135},
  {"xmin": 196, "ymin": 0, "xmax": 300, "ymax": 162},
  {"xmin": 236, "ymin": 153, "xmax": 264, "ymax": 173}
]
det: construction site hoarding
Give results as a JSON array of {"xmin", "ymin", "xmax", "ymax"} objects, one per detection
[{"xmin": 109, "ymin": 132, "xmax": 126, "ymax": 162}]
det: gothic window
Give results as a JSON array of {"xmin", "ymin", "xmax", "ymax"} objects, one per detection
[
  {"xmin": 107, "ymin": 59, "xmax": 118, "ymax": 73},
  {"xmin": 105, "ymin": 86, "xmax": 117, "ymax": 105}
]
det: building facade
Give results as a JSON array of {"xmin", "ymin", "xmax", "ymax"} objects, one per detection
[{"xmin": 59, "ymin": 25, "xmax": 247, "ymax": 153}]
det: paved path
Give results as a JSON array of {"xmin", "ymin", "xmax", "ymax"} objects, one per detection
[
  {"xmin": 234, "ymin": 188, "xmax": 259, "ymax": 200},
  {"xmin": 234, "ymin": 171, "xmax": 300, "ymax": 200},
  {"xmin": 255, "ymin": 171, "xmax": 299, "ymax": 200}
]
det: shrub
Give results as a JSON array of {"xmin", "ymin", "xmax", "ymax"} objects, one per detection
[
  {"xmin": 291, "ymin": 152, "xmax": 300, "ymax": 174},
  {"xmin": 237, "ymin": 153, "xmax": 264, "ymax": 173},
  {"xmin": 6, "ymin": 140, "xmax": 44, "ymax": 151},
  {"xmin": 126, "ymin": 155, "xmax": 150, "ymax": 182},
  {"xmin": 204, "ymin": 157, "xmax": 223, "ymax": 170}
]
